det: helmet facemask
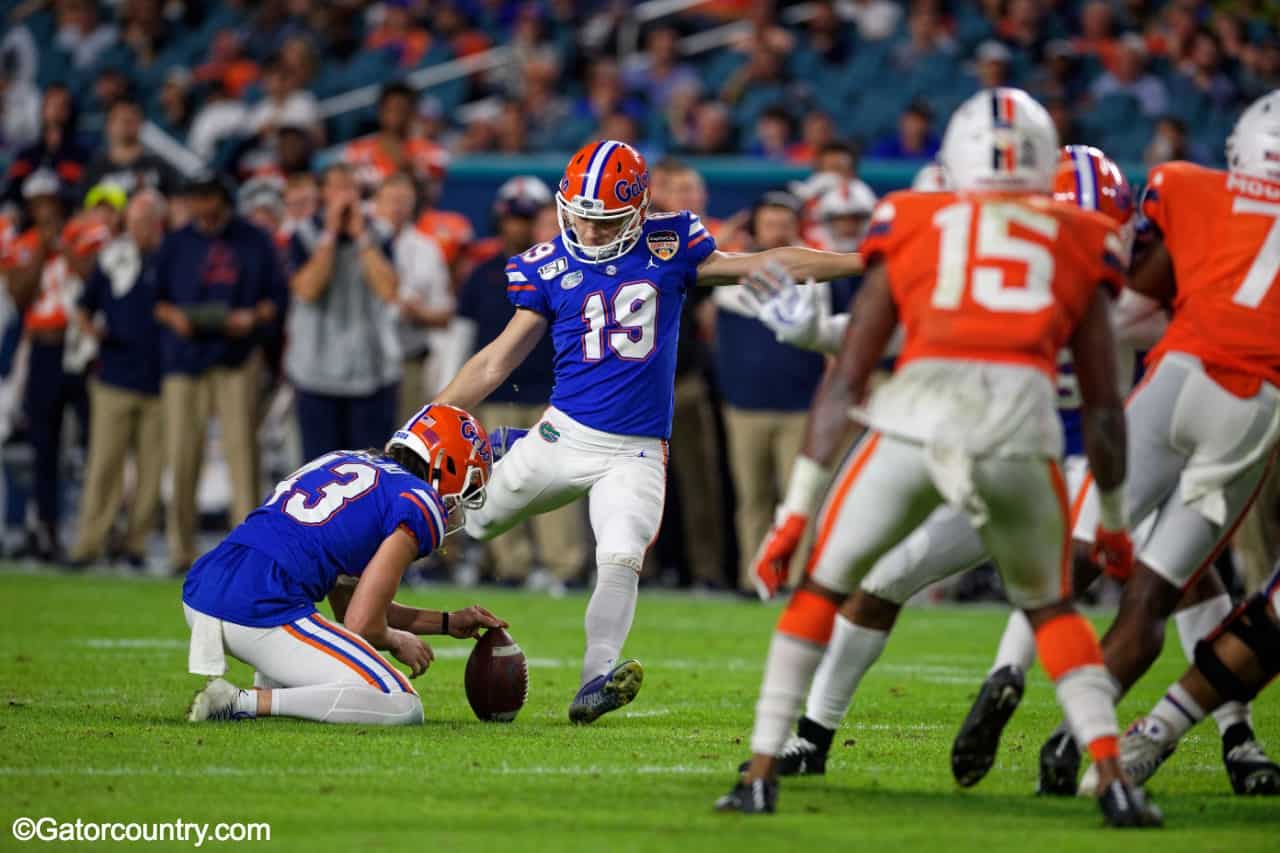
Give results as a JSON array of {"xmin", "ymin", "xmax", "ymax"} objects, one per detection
[
  {"xmin": 556, "ymin": 191, "xmax": 647, "ymax": 264},
  {"xmin": 426, "ymin": 442, "xmax": 489, "ymax": 536}
]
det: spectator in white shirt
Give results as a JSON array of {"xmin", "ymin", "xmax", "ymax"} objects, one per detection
[{"xmin": 372, "ymin": 172, "xmax": 453, "ymax": 422}]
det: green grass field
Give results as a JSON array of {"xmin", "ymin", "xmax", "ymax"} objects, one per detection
[{"xmin": 1, "ymin": 569, "xmax": 1277, "ymax": 851}]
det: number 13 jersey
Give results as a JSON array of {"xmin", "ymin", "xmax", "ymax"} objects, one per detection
[
  {"xmin": 184, "ymin": 451, "xmax": 447, "ymax": 626},
  {"xmin": 504, "ymin": 210, "xmax": 717, "ymax": 439}
]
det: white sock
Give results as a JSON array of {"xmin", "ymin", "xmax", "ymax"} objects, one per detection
[
  {"xmin": 1174, "ymin": 594, "xmax": 1252, "ymax": 736},
  {"xmin": 270, "ymin": 685, "xmax": 423, "ymax": 725},
  {"xmin": 803, "ymin": 615, "xmax": 888, "ymax": 730},
  {"xmin": 1054, "ymin": 664, "xmax": 1120, "ymax": 752},
  {"xmin": 751, "ymin": 633, "xmax": 825, "ymax": 756},
  {"xmin": 990, "ymin": 610, "xmax": 1036, "ymax": 675},
  {"xmin": 581, "ymin": 557, "xmax": 640, "ymax": 685},
  {"xmin": 1148, "ymin": 682, "xmax": 1206, "ymax": 744}
]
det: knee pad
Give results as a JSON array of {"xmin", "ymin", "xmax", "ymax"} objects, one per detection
[
  {"xmin": 596, "ymin": 552, "xmax": 642, "ymax": 575},
  {"xmin": 392, "ymin": 693, "xmax": 425, "ymax": 725},
  {"xmin": 1195, "ymin": 594, "xmax": 1280, "ymax": 703}
]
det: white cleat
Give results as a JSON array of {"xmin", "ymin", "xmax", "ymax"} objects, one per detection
[
  {"xmin": 187, "ymin": 677, "xmax": 250, "ymax": 722},
  {"xmin": 1079, "ymin": 716, "xmax": 1176, "ymax": 796}
]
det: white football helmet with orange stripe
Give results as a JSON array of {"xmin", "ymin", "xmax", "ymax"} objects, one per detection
[
  {"xmin": 1226, "ymin": 89, "xmax": 1280, "ymax": 183},
  {"xmin": 940, "ymin": 88, "xmax": 1059, "ymax": 193},
  {"xmin": 556, "ymin": 140, "xmax": 649, "ymax": 264}
]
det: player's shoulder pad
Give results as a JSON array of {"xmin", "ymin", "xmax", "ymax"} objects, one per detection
[
  {"xmin": 864, "ymin": 190, "xmax": 949, "ymax": 241},
  {"xmin": 506, "ymin": 236, "xmax": 569, "ymax": 286},
  {"xmin": 644, "ymin": 209, "xmax": 712, "ymax": 259}
]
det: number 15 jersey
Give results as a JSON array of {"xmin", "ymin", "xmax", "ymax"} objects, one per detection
[
  {"xmin": 862, "ymin": 191, "xmax": 1126, "ymax": 381},
  {"xmin": 183, "ymin": 452, "xmax": 447, "ymax": 627},
  {"xmin": 504, "ymin": 210, "xmax": 717, "ymax": 439}
]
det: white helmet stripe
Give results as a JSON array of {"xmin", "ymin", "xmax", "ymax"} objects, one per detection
[
  {"xmin": 583, "ymin": 141, "xmax": 620, "ymax": 201},
  {"xmin": 1072, "ymin": 146, "xmax": 1098, "ymax": 211}
]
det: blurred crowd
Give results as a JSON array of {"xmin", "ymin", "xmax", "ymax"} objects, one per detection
[
  {"xmin": 2, "ymin": 0, "xmax": 1277, "ymax": 177},
  {"xmin": 0, "ymin": 0, "xmax": 1275, "ymax": 595}
]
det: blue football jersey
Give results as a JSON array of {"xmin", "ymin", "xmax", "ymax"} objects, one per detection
[
  {"xmin": 504, "ymin": 210, "xmax": 717, "ymax": 439},
  {"xmin": 183, "ymin": 451, "xmax": 447, "ymax": 627}
]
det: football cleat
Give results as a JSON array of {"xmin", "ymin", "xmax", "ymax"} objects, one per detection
[
  {"xmin": 1078, "ymin": 717, "xmax": 1175, "ymax": 795},
  {"xmin": 714, "ymin": 778, "xmax": 778, "ymax": 814},
  {"xmin": 737, "ymin": 735, "xmax": 827, "ymax": 777},
  {"xmin": 951, "ymin": 664, "xmax": 1025, "ymax": 787},
  {"xmin": 1224, "ymin": 736, "xmax": 1280, "ymax": 795},
  {"xmin": 1098, "ymin": 780, "xmax": 1163, "ymax": 828},
  {"xmin": 568, "ymin": 659, "xmax": 643, "ymax": 724},
  {"xmin": 186, "ymin": 677, "xmax": 251, "ymax": 722},
  {"xmin": 1038, "ymin": 726, "xmax": 1081, "ymax": 795}
]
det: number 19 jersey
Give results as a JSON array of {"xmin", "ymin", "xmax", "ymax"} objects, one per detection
[
  {"xmin": 183, "ymin": 451, "xmax": 448, "ymax": 627},
  {"xmin": 862, "ymin": 191, "xmax": 1126, "ymax": 380},
  {"xmin": 504, "ymin": 210, "xmax": 717, "ymax": 439}
]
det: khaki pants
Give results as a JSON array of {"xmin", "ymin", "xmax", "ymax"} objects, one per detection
[
  {"xmin": 164, "ymin": 357, "xmax": 261, "ymax": 569},
  {"xmin": 1235, "ymin": 463, "xmax": 1280, "ymax": 594},
  {"xmin": 669, "ymin": 373, "xmax": 726, "ymax": 583},
  {"xmin": 398, "ymin": 355, "xmax": 427, "ymax": 425},
  {"xmin": 70, "ymin": 379, "xmax": 164, "ymax": 561},
  {"xmin": 723, "ymin": 406, "xmax": 809, "ymax": 591},
  {"xmin": 476, "ymin": 401, "xmax": 588, "ymax": 582}
]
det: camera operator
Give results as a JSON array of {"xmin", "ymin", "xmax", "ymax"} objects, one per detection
[{"xmin": 286, "ymin": 163, "xmax": 401, "ymax": 460}]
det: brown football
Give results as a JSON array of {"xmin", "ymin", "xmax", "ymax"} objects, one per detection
[{"xmin": 464, "ymin": 627, "xmax": 528, "ymax": 722}]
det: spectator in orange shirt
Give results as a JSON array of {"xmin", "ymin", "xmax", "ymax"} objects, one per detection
[{"xmin": 343, "ymin": 83, "xmax": 450, "ymax": 196}]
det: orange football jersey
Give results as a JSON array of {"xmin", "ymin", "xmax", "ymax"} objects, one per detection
[
  {"xmin": 861, "ymin": 191, "xmax": 1126, "ymax": 379},
  {"xmin": 1141, "ymin": 162, "xmax": 1280, "ymax": 392}
]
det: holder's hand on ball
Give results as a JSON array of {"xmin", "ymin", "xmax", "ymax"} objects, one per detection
[{"xmin": 448, "ymin": 605, "xmax": 509, "ymax": 639}]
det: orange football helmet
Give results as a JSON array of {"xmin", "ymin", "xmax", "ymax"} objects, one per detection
[
  {"xmin": 387, "ymin": 404, "xmax": 492, "ymax": 518},
  {"xmin": 556, "ymin": 139, "xmax": 649, "ymax": 263},
  {"xmin": 1054, "ymin": 144, "xmax": 1134, "ymax": 226}
]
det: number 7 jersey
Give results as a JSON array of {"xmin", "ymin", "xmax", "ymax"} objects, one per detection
[
  {"xmin": 504, "ymin": 210, "xmax": 717, "ymax": 439},
  {"xmin": 1141, "ymin": 161, "xmax": 1280, "ymax": 393},
  {"xmin": 861, "ymin": 190, "xmax": 1126, "ymax": 379}
]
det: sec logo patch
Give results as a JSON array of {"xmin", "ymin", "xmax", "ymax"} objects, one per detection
[{"xmin": 646, "ymin": 230, "xmax": 678, "ymax": 261}]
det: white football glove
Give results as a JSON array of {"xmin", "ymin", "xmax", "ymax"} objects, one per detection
[{"xmin": 739, "ymin": 261, "xmax": 833, "ymax": 353}]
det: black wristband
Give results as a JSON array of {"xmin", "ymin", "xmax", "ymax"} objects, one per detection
[{"xmin": 441, "ymin": 611, "xmax": 450, "ymax": 636}]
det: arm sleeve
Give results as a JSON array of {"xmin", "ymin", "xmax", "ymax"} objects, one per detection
[
  {"xmin": 684, "ymin": 212, "xmax": 718, "ymax": 266},
  {"xmin": 1138, "ymin": 164, "xmax": 1174, "ymax": 237},
  {"xmin": 504, "ymin": 255, "xmax": 551, "ymax": 315},
  {"xmin": 386, "ymin": 488, "xmax": 448, "ymax": 558},
  {"xmin": 860, "ymin": 196, "xmax": 901, "ymax": 264},
  {"xmin": 1098, "ymin": 226, "xmax": 1128, "ymax": 297}
]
